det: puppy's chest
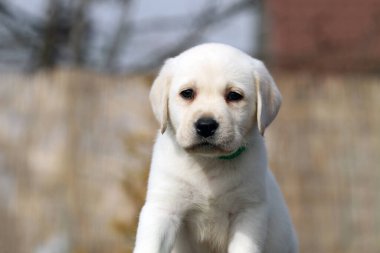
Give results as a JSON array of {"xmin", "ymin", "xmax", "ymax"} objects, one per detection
[
  {"xmin": 185, "ymin": 199, "xmax": 232, "ymax": 251},
  {"xmin": 183, "ymin": 182, "xmax": 244, "ymax": 250}
]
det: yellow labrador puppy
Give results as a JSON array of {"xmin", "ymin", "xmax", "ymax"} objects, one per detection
[{"xmin": 134, "ymin": 43, "xmax": 298, "ymax": 253}]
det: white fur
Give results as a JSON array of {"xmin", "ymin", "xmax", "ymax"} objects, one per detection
[{"xmin": 134, "ymin": 43, "xmax": 298, "ymax": 253}]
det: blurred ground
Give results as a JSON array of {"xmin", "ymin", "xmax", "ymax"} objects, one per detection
[{"xmin": 0, "ymin": 70, "xmax": 379, "ymax": 253}]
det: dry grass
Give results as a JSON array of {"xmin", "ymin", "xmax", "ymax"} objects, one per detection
[
  {"xmin": 0, "ymin": 70, "xmax": 379, "ymax": 253},
  {"xmin": 0, "ymin": 70, "xmax": 155, "ymax": 253},
  {"xmin": 268, "ymin": 73, "xmax": 380, "ymax": 253}
]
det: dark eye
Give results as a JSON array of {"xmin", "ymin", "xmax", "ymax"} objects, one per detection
[
  {"xmin": 226, "ymin": 91, "xmax": 243, "ymax": 102},
  {"xmin": 180, "ymin": 89, "xmax": 195, "ymax": 100}
]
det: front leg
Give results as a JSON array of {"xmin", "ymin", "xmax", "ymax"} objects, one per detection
[
  {"xmin": 228, "ymin": 204, "xmax": 268, "ymax": 253},
  {"xmin": 134, "ymin": 203, "xmax": 182, "ymax": 253}
]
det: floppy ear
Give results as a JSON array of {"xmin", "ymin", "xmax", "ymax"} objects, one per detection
[
  {"xmin": 253, "ymin": 61, "xmax": 282, "ymax": 136},
  {"xmin": 149, "ymin": 58, "xmax": 174, "ymax": 134}
]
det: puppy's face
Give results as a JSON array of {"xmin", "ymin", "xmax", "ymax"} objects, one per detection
[
  {"xmin": 150, "ymin": 44, "xmax": 281, "ymax": 157},
  {"xmin": 168, "ymin": 58, "xmax": 255, "ymax": 155}
]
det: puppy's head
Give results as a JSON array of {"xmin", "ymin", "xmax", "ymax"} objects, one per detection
[{"xmin": 150, "ymin": 43, "xmax": 281, "ymax": 157}]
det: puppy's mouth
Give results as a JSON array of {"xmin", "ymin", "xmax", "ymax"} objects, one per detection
[{"xmin": 184, "ymin": 141, "xmax": 230, "ymax": 155}]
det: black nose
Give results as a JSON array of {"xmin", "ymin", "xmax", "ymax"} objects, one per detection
[{"xmin": 195, "ymin": 117, "xmax": 219, "ymax": 138}]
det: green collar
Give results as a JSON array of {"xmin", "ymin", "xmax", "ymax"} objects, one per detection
[{"xmin": 218, "ymin": 146, "xmax": 246, "ymax": 160}]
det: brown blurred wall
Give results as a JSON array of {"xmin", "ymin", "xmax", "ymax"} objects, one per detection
[{"xmin": 266, "ymin": 0, "xmax": 380, "ymax": 72}]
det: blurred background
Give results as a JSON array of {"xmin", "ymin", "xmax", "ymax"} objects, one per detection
[{"xmin": 0, "ymin": 0, "xmax": 379, "ymax": 252}]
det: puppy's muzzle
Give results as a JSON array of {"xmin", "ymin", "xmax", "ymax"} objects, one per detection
[{"xmin": 194, "ymin": 117, "xmax": 219, "ymax": 138}]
